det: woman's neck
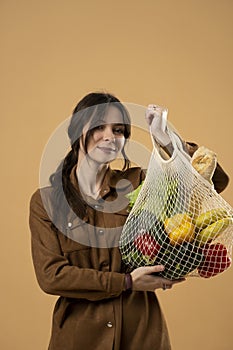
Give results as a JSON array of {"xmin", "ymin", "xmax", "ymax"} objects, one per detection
[{"xmin": 76, "ymin": 154, "xmax": 108, "ymax": 199}]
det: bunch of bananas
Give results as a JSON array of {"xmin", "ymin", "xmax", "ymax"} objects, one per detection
[
  {"xmin": 195, "ymin": 208, "xmax": 233, "ymax": 245},
  {"xmin": 164, "ymin": 208, "xmax": 233, "ymax": 246}
]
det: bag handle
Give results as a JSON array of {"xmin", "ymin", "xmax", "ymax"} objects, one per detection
[{"xmin": 150, "ymin": 112, "xmax": 191, "ymax": 163}]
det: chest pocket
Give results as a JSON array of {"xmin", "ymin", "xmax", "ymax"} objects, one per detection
[
  {"xmin": 91, "ymin": 206, "xmax": 129, "ymax": 248},
  {"xmin": 113, "ymin": 207, "xmax": 130, "ymax": 226},
  {"xmin": 56, "ymin": 215, "xmax": 92, "ymax": 267},
  {"xmin": 58, "ymin": 214, "xmax": 92, "ymax": 248}
]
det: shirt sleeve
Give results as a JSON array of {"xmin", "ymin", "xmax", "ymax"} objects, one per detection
[{"xmin": 29, "ymin": 189, "xmax": 126, "ymax": 301}]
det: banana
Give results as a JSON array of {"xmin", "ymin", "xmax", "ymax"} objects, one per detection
[
  {"xmin": 196, "ymin": 217, "xmax": 233, "ymax": 245},
  {"xmin": 195, "ymin": 208, "xmax": 230, "ymax": 229}
]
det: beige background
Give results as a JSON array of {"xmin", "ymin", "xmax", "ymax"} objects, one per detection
[{"xmin": 1, "ymin": 0, "xmax": 233, "ymax": 349}]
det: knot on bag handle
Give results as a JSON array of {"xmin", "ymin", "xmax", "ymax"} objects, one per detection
[{"xmin": 149, "ymin": 110, "xmax": 191, "ymax": 162}]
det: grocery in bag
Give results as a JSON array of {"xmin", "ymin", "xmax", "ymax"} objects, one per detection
[{"xmin": 119, "ymin": 113, "xmax": 233, "ymax": 280}]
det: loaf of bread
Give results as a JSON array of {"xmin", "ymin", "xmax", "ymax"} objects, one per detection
[{"xmin": 191, "ymin": 146, "xmax": 217, "ymax": 183}]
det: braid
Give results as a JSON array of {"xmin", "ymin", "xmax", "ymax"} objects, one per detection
[
  {"xmin": 49, "ymin": 144, "xmax": 86, "ymax": 227},
  {"xmin": 62, "ymin": 147, "xmax": 87, "ymax": 218}
]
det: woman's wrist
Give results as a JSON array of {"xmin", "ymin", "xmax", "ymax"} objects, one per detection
[{"xmin": 125, "ymin": 273, "xmax": 133, "ymax": 292}]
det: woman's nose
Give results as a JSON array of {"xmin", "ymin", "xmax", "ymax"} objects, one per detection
[{"xmin": 103, "ymin": 127, "xmax": 115, "ymax": 141}]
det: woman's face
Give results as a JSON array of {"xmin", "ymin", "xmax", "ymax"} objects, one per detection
[{"xmin": 84, "ymin": 105, "xmax": 126, "ymax": 164}]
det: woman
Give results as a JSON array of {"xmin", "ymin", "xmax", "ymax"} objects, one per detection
[{"xmin": 29, "ymin": 92, "xmax": 229, "ymax": 350}]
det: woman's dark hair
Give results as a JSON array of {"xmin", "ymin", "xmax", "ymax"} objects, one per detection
[{"xmin": 49, "ymin": 92, "xmax": 131, "ymax": 225}]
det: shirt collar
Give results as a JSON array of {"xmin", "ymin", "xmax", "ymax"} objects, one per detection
[{"xmin": 69, "ymin": 165, "xmax": 133, "ymax": 199}]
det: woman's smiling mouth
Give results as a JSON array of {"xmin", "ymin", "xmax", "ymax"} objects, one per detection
[{"xmin": 97, "ymin": 146, "xmax": 117, "ymax": 153}]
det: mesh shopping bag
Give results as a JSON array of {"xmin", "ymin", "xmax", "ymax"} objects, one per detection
[{"xmin": 119, "ymin": 126, "xmax": 233, "ymax": 280}]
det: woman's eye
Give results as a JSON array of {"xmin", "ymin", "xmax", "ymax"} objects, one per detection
[
  {"xmin": 113, "ymin": 128, "xmax": 124, "ymax": 135},
  {"xmin": 96, "ymin": 125, "xmax": 104, "ymax": 131}
]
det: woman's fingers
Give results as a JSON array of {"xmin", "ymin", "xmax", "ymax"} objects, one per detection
[
  {"xmin": 131, "ymin": 265, "xmax": 186, "ymax": 292},
  {"xmin": 145, "ymin": 104, "xmax": 170, "ymax": 146},
  {"xmin": 143, "ymin": 265, "xmax": 165, "ymax": 274},
  {"xmin": 145, "ymin": 105, "xmax": 163, "ymax": 126},
  {"xmin": 158, "ymin": 277, "xmax": 186, "ymax": 293}
]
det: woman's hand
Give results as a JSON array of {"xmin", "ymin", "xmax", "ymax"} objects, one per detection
[
  {"xmin": 145, "ymin": 104, "xmax": 171, "ymax": 147},
  {"xmin": 131, "ymin": 265, "xmax": 185, "ymax": 292}
]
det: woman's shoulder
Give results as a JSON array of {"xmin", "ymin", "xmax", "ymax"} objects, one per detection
[
  {"xmin": 29, "ymin": 186, "xmax": 54, "ymax": 216},
  {"xmin": 30, "ymin": 186, "xmax": 53, "ymax": 202}
]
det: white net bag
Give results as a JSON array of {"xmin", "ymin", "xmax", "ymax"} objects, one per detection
[{"xmin": 119, "ymin": 125, "xmax": 233, "ymax": 280}]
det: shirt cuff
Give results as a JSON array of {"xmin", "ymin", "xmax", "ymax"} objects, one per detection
[{"xmin": 124, "ymin": 273, "xmax": 133, "ymax": 292}]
